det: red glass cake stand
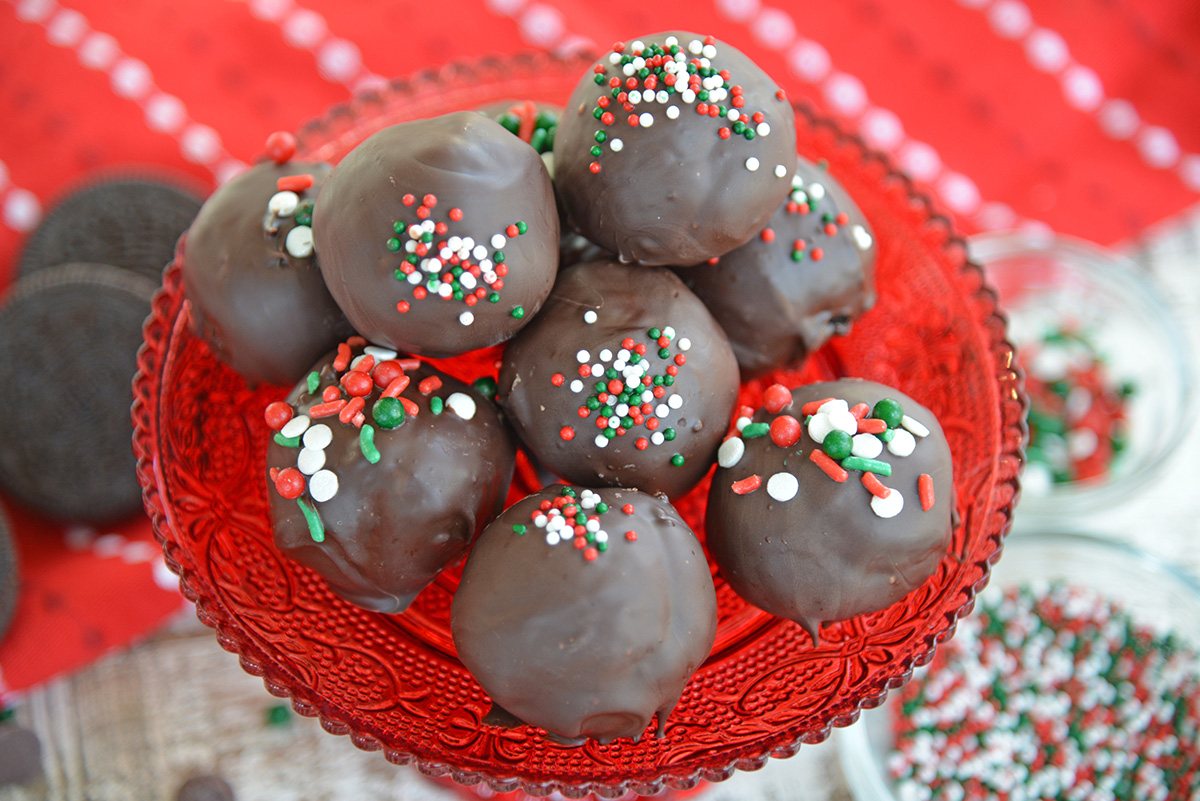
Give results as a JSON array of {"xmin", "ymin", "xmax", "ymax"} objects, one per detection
[{"xmin": 131, "ymin": 52, "xmax": 1026, "ymax": 798}]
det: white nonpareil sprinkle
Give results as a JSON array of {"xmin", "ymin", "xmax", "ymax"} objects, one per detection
[
  {"xmin": 688, "ymin": 39, "xmax": 703, "ymax": 54},
  {"xmin": 871, "ymin": 488, "xmax": 904, "ymax": 518},
  {"xmin": 437, "ymin": 283, "xmax": 454, "ymax": 298},
  {"xmin": 650, "ymin": 432, "xmax": 664, "ymax": 445},
  {"xmin": 666, "ymin": 105, "xmax": 680, "ymax": 120},
  {"xmin": 667, "ymin": 394, "xmax": 683, "ymax": 409},
  {"xmin": 285, "ymin": 225, "xmax": 314, "ymax": 258},
  {"xmin": 756, "ymin": 122, "xmax": 771, "ymax": 137},
  {"xmin": 491, "ymin": 233, "xmax": 506, "ymax": 249},
  {"xmin": 767, "ymin": 472, "xmax": 799, "ymax": 502},
  {"xmin": 851, "ymin": 432, "xmax": 884, "ymax": 459},
  {"xmin": 775, "ymin": 164, "xmax": 789, "ymax": 178},
  {"xmin": 888, "ymin": 428, "xmax": 916, "ymax": 457},
  {"xmin": 297, "ymin": 447, "xmax": 326, "ymax": 475},
  {"xmin": 678, "ymin": 337, "xmax": 691, "ymax": 351},
  {"xmin": 808, "ymin": 182, "xmax": 827, "ymax": 200},
  {"xmin": 901, "ymin": 414, "xmax": 930, "ymax": 438},
  {"xmin": 594, "ymin": 434, "xmax": 609, "ymax": 448},
  {"xmin": 639, "ymin": 112, "xmax": 654, "ymax": 127},
  {"xmin": 852, "ymin": 224, "xmax": 874, "ymax": 251},
  {"xmin": 584, "ymin": 310, "xmax": 598, "ymax": 324},
  {"xmin": 611, "ymin": 138, "xmax": 624, "ymax": 152},
  {"xmin": 736, "ymin": 415, "xmax": 753, "ymax": 432},
  {"xmin": 576, "ymin": 349, "xmax": 590, "ymax": 363},
  {"xmin": 308, "ymin": 469, "xmax": 338, "ymax": 502},
  {"xmin": 717, "ymin": 437, "xmax": 744, "ymax": 468},
  {"xmin": 570, "ymin": 380, "xmax": 583, "ymax": 393},
  {"xmin": 745, "ymin": 157, "xmax": 760, "ymax": 172},
  {"xmin": 302, "ymin": 423, "xmax": 333, "ymax": 450},
  {"xmin": 458, "ymin": 311, "xmax": 474, "ymax": 326},
  {"xmin": 362, "ymin": 345, "xmax": 397, "ymax": 361},
  {"xmin": 446, "ymin": 392, "xmax": 477, "ymax": 421},
  {"xmin": 280, "ymin": 414, "xmax": 311, "ymax": 439},
  {"xmin": 268, "ymin": 190, "xmax": 299, "ymax": 216}
]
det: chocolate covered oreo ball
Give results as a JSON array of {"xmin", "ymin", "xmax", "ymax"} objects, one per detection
[
  {"xmin": 554, "ymin": 32, "xmax": 796, "ymax": 266},
  {"xmin": 497, "ymin": 260, "xmax": 739, "ymax": 499},
  {"xmin": 312, "ymin": 112, "xmax": 559, "ymax": 356},
  {"xmin": 678, "ymin": 157, "xmax": 877, "ymax": 378},
  {"xmin": 452, "ymin": 484, "xmax": 717, "ymax": 745},
  {"xmin": 266, "ymin": 338, "xmax": 516, "ymax": 613},
  {"xmin": 706, "ymin": 380, "xmax": 954, "ymax": 641},
  {"xmin": 183, "ymin": 135, "xmax": 351, "ymax": 386}
]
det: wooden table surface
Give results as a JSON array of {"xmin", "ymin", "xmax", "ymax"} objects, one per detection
[{"xmin": 3, "ymin": 207, "xmax": 1199, "ymax": 801}]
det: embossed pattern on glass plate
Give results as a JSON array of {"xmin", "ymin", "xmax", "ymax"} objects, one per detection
[{"xmin": 132, "ymin": 52, "xmax": 1026, "ymax": 798}]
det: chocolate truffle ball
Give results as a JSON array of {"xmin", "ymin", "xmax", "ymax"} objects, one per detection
[
  {"xmin": 706, "ymin": 380, "xmax": 954, "ymax": 641},
  {"xmin": 497, "ymin": 259, "xmax": 740, "ymax": 499},
  {"xmin": 677, "ymin": 157, "xmax": 877, "ymax": 378},
  {"xmin": 267, "ymin": 338, "xmax": 516, "ymax": 613},
  {"xmin": 452, "ymin": 484, "xmax": 717, "ymax": 745},
  {"xmin": 554, "ymin": 32, "xmax": 796, "ymax": 266},
  {"xmin": 312, "ymin": 112, "xmax": 559, "ymax": 356},
  {"xmin": 183, "ymin": 153, "xmax": 352, "ymax": 386}
]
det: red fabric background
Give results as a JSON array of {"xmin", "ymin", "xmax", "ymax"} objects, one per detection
[{"xmin": 2, "ymin": 0, "xmax": 1198, "ymax": 697}]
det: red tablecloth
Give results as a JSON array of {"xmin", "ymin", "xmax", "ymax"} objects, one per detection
[{"xmin": 2, "ymin": 0, "xmax": 1198, "ymax": 698}]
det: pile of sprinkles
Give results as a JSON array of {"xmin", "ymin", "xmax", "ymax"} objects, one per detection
[
  {"xmin": 717, "ymin": 384, "xmax": 935, "ymax": 517},
  {"xmin": 261, "ymin": 130, "xmax": 317, "ymax": 260},
  {"xmin": 385, "ymin": 192, "xmax": 529, "ymax": 326},
  {"xmin": 493, "ymin": 102, "xmax": 558, "ymax": 154},
  {"xmin": 550, "ymin": 319, "xmax": 691, "ymax": 467},
  {"xmin": 1023, "ymin": 325, "xmax": 1133, "ymax": 492},
  {"xmin": 585, "ymin": 35, "xmax": 788, "ymax": 177},
  {"xmin": 511, "ymin": 486, "xmax": 639, "ymax": 563},
  {"xmin": 264, "ymin": 337, "xmax": 478, "ymax": 542},
  {"xmin": 890, "ymin": 582, "xmax": 1200, "ymax": 800}
]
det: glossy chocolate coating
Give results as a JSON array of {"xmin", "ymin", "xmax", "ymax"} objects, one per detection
[
  {"xmin": 268, "ymin": 344, "xmax": 516, "ymax": 613},
  {"xmin": 554, "ymin": 32, "xmax": 796, "ymax": 266},
  {"xmin": 312, "ymin": 112, "xmax": 559, "ymax": 357},
  {"xmin": 497, "ymin": 259, "xmax": 739, "ymax": 499},
  {"xmin": 677, "ymin": 157, "xmax": 877, "ymax": 378},
  {"xmin": 706, "ymin": 380, "xmax": 954, "ymax": 641},
  {"xmin": 183, "ymin": 159, "xmax": 352, "ymax": 386},
  {"xmin": 452, "ymin": 485, "xmax": 717, "ymax": 745}
]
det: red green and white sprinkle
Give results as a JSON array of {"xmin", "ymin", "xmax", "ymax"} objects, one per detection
[
  {"xmin": 890, "ymin": 582, "xmax": 1200, "ymax": 800},
  {"xmin": 513, "ymin": 486, "xmax": 635, "ymax": 563},
  {"xmin": 263, "ymin": 177, "xmax": 316, "ymax": 259}
]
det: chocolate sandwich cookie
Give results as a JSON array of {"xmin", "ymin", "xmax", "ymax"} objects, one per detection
[
  {"xmin": 18, "ymin": 177, "xmax": 203, "ymax": 283},
  {"xmin": 0, "ymin": 263, "xmax": 156, "ymax": 523},
  {"xmin": 0, "ymin": 505, "xmax": 17, "ymax": 644}
]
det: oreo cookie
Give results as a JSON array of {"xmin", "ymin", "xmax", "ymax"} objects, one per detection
[
  {"xmin": 0, "ymin": 263, "xmax": 156, "ymax": 522},
  {"xmin": 0, "ymin": 504, "xmax": 16, "ymax": 644},
  {"xmin": 18, "ymin": 177, "xmax": 203, "ymax": 283}
]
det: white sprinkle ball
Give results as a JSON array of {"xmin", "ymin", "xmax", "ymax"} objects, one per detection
[
  {"xmin": 745, "ymin": 157, "xmax": 760, "ymax": 172},
  {"xmin": 851, "ymin": 432, "xmax": 884, "ymax": 459},
  {"xmin": 668, "ymin": 394, "xmax": 683, "ymax": 409},
  {"xmin": 688, "ymin": 39, "xmax": 703, "ymax": 54},
  {"xmin": 666, "ymin": 105, "xmax": 680, "ymax": 120},
  {"xmin": 285, "ymin": 225, "xmax": 314, "ymax": 258},
  {"xmin": 656, "ymin": 90, "xmax": 669, "ymax": 103},
  {"xmin": 610, "ymin": 138, "xmax": 624, "ymax": 152},
  {"xmin": 446, "ymin": 392, "xmax": 477, "ymax": 421},
  {"xmin": 491, "ymin": 233, "xmax": 506, "ymax": 249},
  {"xmin": 808, "ymin": 182, "xmax": 827, "ymax": 201},
  {"xmin": 853, "ymin": 224, "xmax": 874, "ymax": 251},
  {"xmin": 736, "ymin": 415, "xmax": 753, "ymax": 432},
  {"xmin": 458, "ymin": 311, "xmax": 474, "ymax": 326},
  {"xmin": 702, "ymin": 44, "xmax": 717, "ymax": 59},
  {"xmin": 663, "ymin": 326, "xmax": 675, "ymax": 338},
  {"xmin": 888, "ymin": 428, "xmax": 916, "ymax": 457},
  {"xmin": 651, "ymin": 432, "xmax": 665, "ymax": 445},
  {"xmin": 459, "ymin": 272, "xmax": 477, "ymax": 290},
  {"xmin": 280, "ymin": 415, "xmax": 311, "ymax": 439},
  {"xmin": 570, "ymin": 380, "xmax": 584, "ymax": 393},
  {"xmin": 297, "ymin": 447, "xmax": 326, "ymax": 475},
  {"xmin": 546, "ymin": 531, "xmax": 560, "ymax": 546},
  {"xmin": 437, "ymin": 283, "xmax": 454, "ymax": 298},
  {"xmin": 628, "ymin": 89, "xmax": 642, "ymax": 103},
  {"xmin": 576, "ymin": 349, "xmax": 591, "ymax": 364},
  {"xmin": 583, "ymin": 310, "xmax": 598, "ymax": 324},
  {"xmin": 308, "ymin": 470, "xmax": 339, "ymax": 503},
  {"xmin": 871, "ymin": 488, "xmax": 904, "ymax": 518},
  {"xmin": 632, "ymin": 39, "xmax": 645, "ymax": 52},
  {"xmin": 594, "ymin": 434, "xmax": 609, "ymax": 448},
  {"xmin": 608, "ymin": 52, "xmax": 622, "ymax": 65},
  {"xmin": 639, "ymin": 112, "xmax": 654, "ymax": 127},
  {"xmin": 302, "ymin": 423, "xmax": 333, "ymax": 450},
  {"xmin": 717, "ymin": 437, "xmax": 745, "ymax": 468},
  {"xmin": 767, "ymin": 472, "xmax": 799, "ymax": 502},
  {"xmin": 591, "ymin": 364, "xmax": 604, "ymax": 377},
  {"xmin": 656, "ymin": 404, "xmax": 670, "ymax": 418},
  {"xmin": 599, "ymin": 348, "xmax": 613, "ymax": 362},
  {"xmin": 678, "ymin": 337, "xmax": 691, "ymax": 351},
  {"xmin": 757, "ymin": 122, "xmax": 771, "ymax": 136},
  {"xmin": 268, "ymin": 190, "xmax": 299, "ymax": 216},
  {"xmin": 775, "ymin": 164, "xmax": 789, "ymax": 178}
]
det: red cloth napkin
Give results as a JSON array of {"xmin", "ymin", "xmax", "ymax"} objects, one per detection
[{"xmin": 2, "ymin": 0, "xmax": 1198, "ymax": 698}]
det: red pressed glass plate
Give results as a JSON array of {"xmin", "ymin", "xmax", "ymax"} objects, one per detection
[{"xmin": 131, "ymin": 52, "xmax": 1026, "ymax": 798}]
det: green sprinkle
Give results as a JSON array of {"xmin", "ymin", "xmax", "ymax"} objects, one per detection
[
  {"xmin": 621, "ymin": 416, "xmax": 634, "ymax": 428},
  {"xmin": 529, "ymin": 127, "xmax": 549, "ymax": 153},
  {"xmin": 601, "ymin": 405, "xmax": 614, "ymax": 417},
  {"xmin": 296, "ymin": 497, "xmax": 325, "ymax": 543},
  {"xmin": 591, "ymin": 145, "xmax": 603, "ymax": 157},
  {"xmin": 561, "ymin": 487, "xmax": 577, "ymax": 497},
  {"xmin": 306, "ymin": 371, "xmax": 320, "ymax": 395},
  {"xmin": 586, "ymin": 397, "xmax": 601, "ymax": 410},
  {"xmin": 430, "ymin": 396, "xmax": 444, "ymax": 415},
  {"xmin": 516, "ymin": 221, "xmax": 527, "ymax": 234},
  {"xmin": 662, "ymin": 375, "xmax": 674, "ymax": 386},
  {"xmin": 597, "ymin": 541, "xmax": 608, "ymax": 552},
  {"xmin": 671, "ymin": 454, "xmax": 685, "ymax": 467},
  {"xmin": 593, "ymin": 74, "xmax": 606, "ymax": 86},
  {"xmin": 603, "ymin": 428, "xmax": 616, "ymax": 439},
  {"xmin": 791, "ymin": 250, "xmax": 805, "ymax": 262},
  {"xmin": 873, "ymin": 398, "xmax": 904, "ymax": 428},
  {"xmin": 510, "ymin": 306, "xmax": 525, "ymax": 319},
  {"xmin": 879, "ymin": 428, "xmax": 895, "ymax": 442},
  {"xmin": 394, "ymin": 220, "xmax": 406, "ymax": 234},
  {"xmin": 386, "ymin": 237, "xmax": 401, "ymax": 251},
  {"xmin": 841, "ymin": 456, "xmax": 892, "ymax": 476},
  {"xmin": 359, "ymin": 424, "xmax": 381, "ymax": 464},
  {"xmin": 742, "ymin": 422, "xmax": 770, "ymax": 438},
  {"xmin": 822, "ymin": 429, "xmax": 853, "ymax": 460},
  {"xmin": 536, "ymin": 109, "xmax": 557, "ymax": 129},
  {"xmin": 488, "ymin": 292, "xmax": 500, "ymax": 303},
  {"xmin": 265, "ymin": 703, "xmax": 292, "ymax": 727},
  {"xmin": 593, "ymin": 107, "xmax": 605, "ymax": 119},
  {"xmin": 498, "ymin": 112, "xmax": 521, "ymax": 134},
  {"xmin": 743, "ymin": 130, "xmax": 756, "ymax": 141},
  {"xmin": 513, "ymin": 523, "xmax": 527, "ymax": 535},
  {"xmin": 648, "ymin": 327, "xmax": 661, "ymax": 339},
  {"xmin": 595, "ymin": 502, "xmax": 609, "ymax": 513},
  {"xmin": 663, "ymin": 428, "xmax": 676, "ymax": 441},
  {"xmin": 472, "ymin": 376, "xmax": 498, "ymax": 400},
  {"xmin": 372, "ymin": 396, "xmax": 405, "ymax": 429},
  {"xmin": 273, "ymin": 433, "xmax": 301, "ymax": 448},
  {"xmin": 658, "ymin": 347, "xmax": 671, "ymax": 359},
  {"xmin": 294, "ymin": 200, "xmax": 314, "ymax": 226},
  {"xmin": 594, "ymin": 130, "xmax": 607, "ymax": 143}
]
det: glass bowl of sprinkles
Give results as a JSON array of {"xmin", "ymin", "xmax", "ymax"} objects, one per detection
[
  {"xmin": 132, "ymin": 50, "xmax": 1026, "ymax": 797},
  {"xmin": 837, "ymin": 528, "xmax": 1200, "ymax": 801},
  {"xmin": 968, "ymin": 230, "xmax": 1193, "ymax": 524}
]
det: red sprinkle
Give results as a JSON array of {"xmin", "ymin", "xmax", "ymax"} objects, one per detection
[
  {"xmin": 449, "ymin": 207, "xmax": 463, "ymax": 221},
  {"xmin": 801, "ymin": 397, "xmax": 836, "ymax": 416},
  {"xmin": 560, "ymin": 426, "xmax": 575, "ymax": 441},
  {"xmin": 310, "ymin": 399, "xmax": 347, "ymax": 418},
  {"xmin": 583, "ymin": 547, "xmax": 599, "ymax": 561},
  {"xmin": 635, "ymin": 437, "xmax": 648, "ymax": 450},
  {"xmin": 551, "ymin": 373, "xmax": 565, "ymax": 387},
  {"xmin": 622, "ymin": 504, "xmax": 635, "ymax": 514},
  {"xmin": 264, "ymin": 401, "xmax": 293, "ymax": 430},
  {"xmin": 422, "ymin": 194, "xmax": 437, "ymax": 207},
  {"xmin": 371, "ymin": 360, "xmax": 405, "ymax": 389},
  {"xmin": 396, "ymin": 301, "xmax": 410, "ymax": 313},
  {"xmin": 849, "ymin": 402, "xmax": 871, "ymax": 419},
  {"xmin": 861, "ymin": 471, "xmax": 891, "ymax": 499},
  {"xmin": 273, "ymin": 467, "xmax": 305, "ymax": 499},
  {"xmin": 625, "ymin": 530, "xmax": 637, "ymax": 541},
  {"xmin": 719, "ymin": 127, "xmax": 731, "ymax": 139},
  {"xmin": 811, "ymin": 247, "xmax": 825, "ymax": 261},
  {"xmin": 762, "ymin": 384, "xmax": 793, "ymax": 414},
  {"xmin": 402, "ymin": 194, "xmax": 416, "ymax": 206},
  {"xmin": 264, "ymin": 131, "xmax": 296, "ymax": 164},
  {"xmin": 276, "ymin": 174, "xmax": 314, "ymax": 193},
  {"xmin": 919, "ymin": 473, "xmax": 935, "ymax": 511},
  {"xmin": 381, "ymin": 375, "xmax": 410, "ymax": 398},
  {"xmin": 333, "ymin": 343, "xmax": 352, "ymax": 371},
  {"xmin": 341, "ymin": 370, "xmax": 374, "ymax": 397},
  {"xmin": 589, "ymin": 162, "xmax": 601, "ymax": 174},
  {"xmin": 339, "ymin": 396, "xmax": 366, "ymax": 425},
  {"xmin": 399, "ymin": 397, "xmax": 420, "ymax": 417},
  {"xmin": 760, "ymin": 227, "xmax": 776, "ymax": 243},
  {"xmin": 418, "ymin": 376, "xmax": 442, "ymax": 395},
  {"xmin": 770, "ymin": 415, "xmax": 802, "ymax": 448},
  {"xmin": 322, "ymin": 385, "xmax": 341, "ymax": 402},
  {"xmin": 731, "ymin": 475, "xmax": 762, "ymax": 495},
  {"xmin": 810, "ymin": 449, "xmax": 848, "ymax": 482},
  {"xmin": 858, "ymin": 417, "xmax": 888, "ymax": 434}
]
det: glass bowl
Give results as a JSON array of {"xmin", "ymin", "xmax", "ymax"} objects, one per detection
[
  {"xmin": 968, "ymin": 231, "xmax": 1193, "ymax": 524},
  {"xmin": 837, "ymin": 529, "xmax": 1200, "ymax": 800},
  {"xmin": 131, "ymin": 52, "xmax": 1025, "ymax": 797}
]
